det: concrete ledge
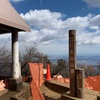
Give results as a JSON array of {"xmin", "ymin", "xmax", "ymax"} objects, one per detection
[
  {"xmin": 45, "ymin": 80, "xmax": 69, "ymax": 94},
  {"xmin": 0, "ymin": 89, "xmax": 8, "ymax": 96},
  {"xmin": 43, "ymin": 79, "xmax": 99, "ymax": 100},
  {"xmin": 0, "ymin": 83, "xmax": 31, "ymax": 100},
  {"xmin": 85, "ymin": 89, "xmax": 100, "ymax": 96},
  {"xmin": 8, "ymin": 77, "xmax": 23, "ymax": 91},
  {"xmin": 61, "ymin": 94, "xmax": 83, "ymax": 100},
  {"xmin": 10, "ymin": 83, "xmax": 31, "ymax": 100},
  {"xmin": 97, "ymin": 95, "xmax": 100, "ymax": 100}
]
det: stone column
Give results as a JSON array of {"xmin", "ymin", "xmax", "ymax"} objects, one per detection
[
  {"xmin": 12, "ymin": 30, "xmax": 21, "ymax": 78},
  {"xmin": 69, "ymin": 30, "xmax": 76, "ymax": 97},
  {"xmin": 75, "ymin": 68, "xmax": 84, "ymax": 98},
  {"xmin": 97, "ymin": 95, "xmax": 100, "ymax": 100},
  {"xmin": 8, "ymin": 30, "xmax": 22, "ymax": 91}
]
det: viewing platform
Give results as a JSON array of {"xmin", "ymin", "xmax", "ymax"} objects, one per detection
[
  {"xmin": 0, "ymin": 78, "xmax": 100, "ymax": 100},
  {"xmin": 41, "ymin": 79, "xmax": 100, "ymax": 100},
  {"xmin": 0, "ymin": 83, "xmax": 32, "ymax": 100}
]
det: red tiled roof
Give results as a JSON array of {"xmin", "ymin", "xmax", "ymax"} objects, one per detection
[{"xmin": 53, "ymin": 75, "xmax": 100, "ymax": 92}]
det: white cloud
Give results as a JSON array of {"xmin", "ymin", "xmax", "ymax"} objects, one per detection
[
  {"xmin": 83, "ymin": 0, "xmax": 100, "ymax": 8},
  {"xmin": 0, "ymin": 34, "xmax": 11, "ymax": 49},
  {"xmin": 0, "ymin": 9, "xmax": 100, "ymax": 56},
  {"xmin": 20, "ymin": 9, "xmax": 64, "ymax": 30},
  {"xmin": 0, "ymin": 34, "xmax": 11, "ymax": 43},
  {"xmin": 63, "ymin": 14, "xmax": 92, "ymax": 32},
  {"xmin": 90, "ymin": 15, "xmax": 100, "ymax": 26},
  {"xmin": 89, "ymin": 26, "xmax": 99, "ymax": 30},
  {"xmin": 20, "ymin": 10, "xmax": 100, "ymax": 55}
]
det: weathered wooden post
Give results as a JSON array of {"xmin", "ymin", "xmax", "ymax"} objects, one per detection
[
  {"xmin": 69, "ymin": 30, "xmax": 76, "ymax": 97},
  {"xmin": 75, "ymin": 68, "xmax": 84, "ymax": 98}
]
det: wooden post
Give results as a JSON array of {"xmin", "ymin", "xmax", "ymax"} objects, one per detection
[{"xmin": 69, "ymin": 30, "xmax": 76, "ymax": 97}]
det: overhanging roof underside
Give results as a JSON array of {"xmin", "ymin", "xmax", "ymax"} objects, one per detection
[
  {"xmin": 0, "ymin": 24, "xmax": 22, "ymax": 34},
  {"xmin": 0, "ymin": 0, "xmax": 30, "ymax": 34}
]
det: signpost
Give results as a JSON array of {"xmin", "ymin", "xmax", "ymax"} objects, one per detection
[
  {"xmin": 69, "ymin": 30, "xmax": 76, "ymax": 97},
  {"xmin": 76, "ymin": 69, "xmax": 84, "ymax": 98}
]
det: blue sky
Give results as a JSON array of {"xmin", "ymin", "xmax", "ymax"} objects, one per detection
[{"xmin": 1, "ymin": 0, "xmax": 100, "ymax": 57}]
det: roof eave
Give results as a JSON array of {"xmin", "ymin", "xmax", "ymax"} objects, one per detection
[{"xmin": 0, "ymin": 18, "xmax": 31, "ymax": 32}]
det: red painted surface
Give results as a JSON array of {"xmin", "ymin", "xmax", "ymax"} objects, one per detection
[
  {"xmin": 30, "ymin": 77, "xmax": 45, "ymax": 100},
  {"xmin": 29, "ymin": 63, "xmax": 45, "ymax": 100},
  {"xmin": 85, "ymin": 75, "xmax": 100, "ymax": 91},
  {"xmin": 53, "ymin": 75, "xmax": 100, "ymax": 92},
  {"xmin": 28, "ymin": 62, "xmax": 100, "ymax": 99},
  {"xmin": 29, "ymin": 63, "xmax": 44, "ymax": 87},
  {"xmin": 53, "ymin": 77, "xmax": 70, "ymax": 84},
  {"xmin": 46, "ymin": 64, "xmax": 51, "ymax": 80}
]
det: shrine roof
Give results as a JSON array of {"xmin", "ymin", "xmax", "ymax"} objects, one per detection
[{"xmin": 0, "ymin": 0, "xmax": 30, "ymax": 34}]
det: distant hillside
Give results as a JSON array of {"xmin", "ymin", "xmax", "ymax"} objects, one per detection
[{"xmin": 49, "ymin": 55, "xmax": 100, "ymax": 65}]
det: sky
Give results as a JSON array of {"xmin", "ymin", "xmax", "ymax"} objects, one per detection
[{"xmin": 1, "ymin": 0, "xmax": 100, "ymax": 57}]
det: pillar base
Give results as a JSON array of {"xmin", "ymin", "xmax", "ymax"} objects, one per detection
[
  {"xmin": 77, "ymin": 88, "xmax": 84, "ymax": 98},
  {"xmin": 8, "ymin": 77, "xmax": 23, "ymax": 91},
  {"xmin": 97, "ymin": 95, "xmax": 100, "ymax": 100}
]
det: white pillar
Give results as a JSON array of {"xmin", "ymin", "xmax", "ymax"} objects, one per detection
[{"xmin": 12, "ymin": 31, "xmax": 21, "ymax": 78}]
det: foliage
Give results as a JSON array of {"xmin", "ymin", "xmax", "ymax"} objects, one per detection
[
  {"xmin": 20, "ymin": 46, "xmax": 49, "ymax": 76},
  {"xmin": 79, "ymin": 64, "xmax": 97, "ymax": 77},
  {"xmin": 0, "ymin": 46, "xmax": 11, "ymax": 63},
  {"xmin": 50, "ymin": 59, "xmax": 69, "ymax": 78},
  {"xmin": 0, "ymin": 45, "xmax": 99, "ymax": 78},
  {"xmin": 97, "ymin": 62, "xmax": 100, "ymax": 74},
  {"xmin": 0, "ymin": 46, "xmax": 11, "ymax": 76}
]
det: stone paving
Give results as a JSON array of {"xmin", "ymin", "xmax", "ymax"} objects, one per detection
[
  {"xmin": 41, "ymin": 84, "xmax": 61, "ymax": 100},
  {"xmin": 40, "ymin": 80, "xmax": 100, "ymax": 100},
  {"xmin": 0, "ymin": 80, "xmax": 100, "ymax": 100},
  {"xmin": 0, "ymin": 83, "xmax": 31, "ymax": 100}
]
